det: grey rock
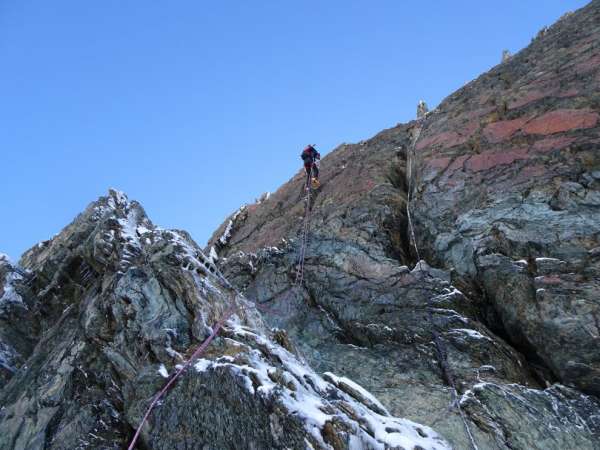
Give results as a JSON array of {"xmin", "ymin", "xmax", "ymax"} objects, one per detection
[{"xmin": 0, "ymin": 190, "xmax": 449, "ymax": 450}]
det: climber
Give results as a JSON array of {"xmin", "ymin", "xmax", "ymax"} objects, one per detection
[{"xmin": 301, "ymin": 144, "xmax": 320, "ymax": 188}]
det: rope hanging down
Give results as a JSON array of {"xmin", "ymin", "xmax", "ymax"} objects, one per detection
[
  {"xmin": 294, "ymin": 166, "xmax": 316, "ymax": 286},
  {"xmin": 127, "ymin": 302, "xmax": 238, "ymax": 450},
  {"xmin": 127, "ymin": 167, "xmax": 317, "ymax": 449},
  {"xmin": 406, "ymin": 120, "xmax": 479, "ymax": 450},
  {"xmin": 250, "ymin": 165, "xmax": 316, "ymax": 316}
]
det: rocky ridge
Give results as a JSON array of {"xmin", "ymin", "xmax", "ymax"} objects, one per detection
[{"xmin": 0, "ymin": 190, "xmax": 450, "ymax": 449}]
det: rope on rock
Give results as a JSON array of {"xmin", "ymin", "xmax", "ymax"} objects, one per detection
[
  {"xmin": 406, "ymin": 125, "xmax": 423, "ymax": 263},
  {"xmin": 294, "ymin": 166, "xmax": 315, "ymax": 286},
  {"xmin": 406, "ymin": 118, "xmax": 479, "ymax": 450},
  {"xmin": 244, "ymin": 165, "xmax": 316, "ymax": 315},
  {"xmin": 127, "ymin": 302, "xmax": 238, "ymax": 450},
  {"xmin": 127, "ymin": 167, "xmax": 317, "ymax": 449}
]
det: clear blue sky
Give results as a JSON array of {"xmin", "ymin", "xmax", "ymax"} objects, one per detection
[{"xmin": 0, "ymin": 0, "xmax": 589, "ymax": 260}]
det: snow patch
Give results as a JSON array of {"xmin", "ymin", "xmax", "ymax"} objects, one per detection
[
  {"xmin": 219, "ymin": 221, "xmax": 234, "ymax": 245},
  {"xmin": 449, "ymin": 328, "xmax": 492, "ymax": 342},
  {"xmin": 217, "ymin": 206, "xmax": 245, "ymax": 246},
  {"xmin": 194, "ymin": 358, "xmax": 213, "ymax": 373},
  {"xmin": 225, "ymin": 323, "xmax": 449, "ymax": 449},
  {"xmin": 323, "ymin": 372, "xmax": 390, "ymax": 416},
  {"xmin": 0, "ymin": 341, "xmax": 20, "ymax": 373},
  {"xmin": 158, "ymin": 364, "xmax": 169, "ymax": 378},
  {"xmin": 209, "ymin": 246, "xmax": 219, "ymax": 262},
  {"xmin": 118, "ymin": 209, "xmax": 142, "ymax": 248},
  {"xmin": 535, "ymin": 257, "xmax": 561, "ymax": 263},
  {"xmin": 137, "ymin": 225, "xmax": 152, "ymax": 235},
  {"xmin": 1, "ymin": 271, "xmax": 24, "ymax": 307}
]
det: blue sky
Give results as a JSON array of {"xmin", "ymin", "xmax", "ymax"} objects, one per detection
[{"xmin": 0, "ymin": 0, "xmax": 589, "ymax": 259}]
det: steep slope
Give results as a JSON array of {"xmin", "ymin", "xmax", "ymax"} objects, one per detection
[
  {"xmin": 206, "ymin": 2, "xmax": 600, "ymax": 449},
  {"xmin": 410, "ymin": 0, "xmax": 600, "ymax": 397},
  {"xmin": 0, "ymin": 255, "xmax": 37, "ymax": 385},
  {"xmin": 0, "ymin": 190, "xmax": 450, "ymax": 450}
]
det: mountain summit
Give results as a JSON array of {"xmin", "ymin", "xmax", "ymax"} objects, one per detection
[{"xmin": 2, "ymin": 1, "xmax": 600, "ymax": 449}]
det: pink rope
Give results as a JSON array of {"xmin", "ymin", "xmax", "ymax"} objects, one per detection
[{"xmin": 127, "ymin": 304, "xmax": 237, "ymax": 450}]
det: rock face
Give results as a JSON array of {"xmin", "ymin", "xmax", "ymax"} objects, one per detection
[
  {"xmin": 1, "ymin": 2, "xmax": 600, "ymax": 450},
  {"xmin": 410, "ymin": 0, "xmax": 600, "ymax": 398},
  {"xmin": 0, "ymin": 191, "xmax": 450, "ymax": 450},
  {"xmin": 204, "ymin": 2, "xmax": 600, "ymax": 448}
]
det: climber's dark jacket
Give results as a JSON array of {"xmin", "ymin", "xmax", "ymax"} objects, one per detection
[{"xmin": 301, "ymin": 146, "xmax": 320, "ymax": 178}]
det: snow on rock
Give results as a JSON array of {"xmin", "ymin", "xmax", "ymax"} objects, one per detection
[
  {"xmin": 448, "ymin": 328, "xmax": 493, "ymax": 342},
  {"xmin": 158, "ymin": 364, "xmax": 169, "ymax": 378},
  {"xmin": 323, "ymin": 371, "xmax": 390, "ymax": 416},
  {"xmin": 190, "ymin": 323, "xmax": 450, "ymax": 450},
  {"xmin": 218, "ymin": 206, "xmax": 246, "ymax": 246},
  {"xmin": 108, "ymin": 188, "xmax": 129, "ymax": 208},
  {"xmin": 219, "ymin": 221, "xmax": 234, "ymax": 245},
  {"xmin": 209, "ymin": 246, "xmax": 219, "ymax": 263},
  {"xmin": 118, "ymin": 209, "xmax": 142, "ymax": 247},
  {"xmin": 0, "ymin": 271, "xmax": 24, "ymax": 307},
  {"xmin": 0, "ymin": 341, "xmax": 20, "ymax": 374}
]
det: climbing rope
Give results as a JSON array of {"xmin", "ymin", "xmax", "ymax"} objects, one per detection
[
  {"xmin": 406, "ymin": 119, "xmax": 479, "ymax": 450},
  {"xmin": 127, "ymin": 165, "xmax": 318, "ymax": 449},
  {"xmin": 294, "ymin": 166, "xmax": 315, "ymax": 286},
  {"xmin": 127, "ymin": 301, "xmax": 238, "ymax": 450},
  {"xmin": 406, "ymin": 126, "xmax": 423, "ymax": 263}
]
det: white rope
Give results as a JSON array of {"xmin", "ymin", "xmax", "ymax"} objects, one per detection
[
  {"xmin": 406, "ymin": 119, "xmax": 479, "ymax": 450},
  {"xmin": 406, "ymin": 125, "xmax": 423, "ymax": 265}
]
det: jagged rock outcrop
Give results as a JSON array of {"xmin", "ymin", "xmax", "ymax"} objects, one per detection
[
  {"xmin": 0, "ymin": 190, "xmax": 451, "ymax": 449},
  {"xmin": 417, "ymin": 101, "xmax": 429, "ymax": 119},
  {"xmin": 0, "ymin": 256, "xmax": 36, "ymax": 386}
]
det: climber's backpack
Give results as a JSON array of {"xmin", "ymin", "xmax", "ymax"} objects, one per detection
[{"xmin": 301, "ymin": 146, "xmax": 315, "ymax": 162}]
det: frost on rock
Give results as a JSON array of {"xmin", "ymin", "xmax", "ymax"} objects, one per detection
[
  {"xmin": 187, "ymin": 324, "xmax": 450, "ymax": 450},
  {"xmin": 217, "ymin": 206, "xmax": 246, "ymax": 247}
]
